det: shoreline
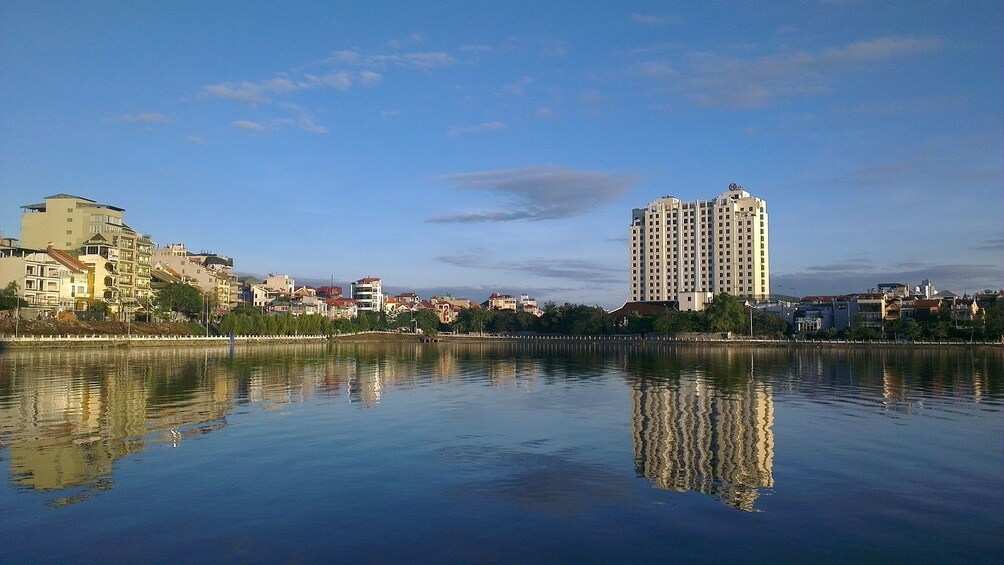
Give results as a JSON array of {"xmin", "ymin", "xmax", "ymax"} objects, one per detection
[{"xmin": 1, "ymin": 331, "xmax": 1000, "ymax": 350}]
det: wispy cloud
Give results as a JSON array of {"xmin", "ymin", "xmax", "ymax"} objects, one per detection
[
  {"xmin": 231, "ymin": 120, "xmax": 267, "ymax": 133},
  {"xmin": 112, "ymin": 112, "xmax": 169, "ymax": 123},
  {"xmin": 638, "ymin": 36, "xmax": 942, "ymax": 108},
  {"xmin": 326, "ymin": 49, "xmax": 455, "ymax": 71},
  {"xmin": 502, "ymin": 75, "xmax": 535, "ymax": 96},
  {"xmin": 294, "ymin": 113, "xmax": 328, "ymax": 134},
  {"xmin": 632, "ymin": 61, "xmax": 677, "ymax": 79},
  {"xmin": 200, "ymin": 44, "xmax": 450, "ymax": 106},
  {"xmin": 974, "ymin": 237, "xmax": 1004, "ymax": 251},
  {"xmin": 541, "ymin": 40, "xmax": 569, "ymax": 58},
  {"xmin": 437, "ymin": 253, "xmax": 623, "ymax": 285},
  {"xmin": 459, "ymin": 44, "xmax": 494, "ymax": 52},
  {"xmin": 429, "ymin": 165, "xmax": 635, "ymax": 223},
  {"xmin": 185, "ymin": 135, "xmax": 206, "ymax": 144},
  {"xmin": 630, "ymin": 13, "xmax": 677, "ymax": 26},
  {"xmin": 447, "ymin": 121, "xmax": 507, "ymax": 138},
  {"xmin": 202, "ymin": 71, "xmax": 378, "ymax": 105},
  {"xmin": 774, "ymin": 262, "xmax": 1002, "ymax": 296},
  {"xmin": 579, "ymin": 89, "xmax": 613, "ymax": 115}
]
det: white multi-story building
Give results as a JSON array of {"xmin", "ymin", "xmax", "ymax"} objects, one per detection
[
  {"xmin": 350, "ymin": 277, "xmax": 383, "ymax": 312},
  {"xmin": 0, "ymin": 245, "xmax": 90, "ymax": 313},
  {"xmin": 630, "ymin": 183, "xmax": 770, "ymax": 304}
]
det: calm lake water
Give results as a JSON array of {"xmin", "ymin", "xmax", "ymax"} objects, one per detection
[{"xmin": 1, "ymin": 342, "xmax": 1001, "ymax": 563}]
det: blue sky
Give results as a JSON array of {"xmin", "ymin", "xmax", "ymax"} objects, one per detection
[{"xmin": 1, "ymin": 1, "xmax": 1001, "ymax": 307}]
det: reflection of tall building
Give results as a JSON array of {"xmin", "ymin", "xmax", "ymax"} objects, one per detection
[{"xmin": 631, "ymin": 376, "xmax": 774, "ymax": 511}]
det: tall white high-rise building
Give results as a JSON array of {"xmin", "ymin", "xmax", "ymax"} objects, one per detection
[{"xmin": 630, "ymin": 183, "xmax": 770, "ymax": 304}]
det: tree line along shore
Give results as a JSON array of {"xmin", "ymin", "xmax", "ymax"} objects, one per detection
[{"xmin": 3, "ymin": 293, "xmax": 1002, "ymax": 345}]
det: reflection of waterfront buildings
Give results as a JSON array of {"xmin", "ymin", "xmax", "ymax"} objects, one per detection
[
  {"xmin": 631, "ymin": 374, "xmax": 774, "ymax": 512},
  {"xmin": 783, "ymin": 348, "xmax": 997, "ymax": 411},
  {"xmin": 0, "ymin": 349, "xmax": 237, "ymax": 493}
]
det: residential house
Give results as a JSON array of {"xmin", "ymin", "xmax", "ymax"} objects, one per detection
[
  {"xmin": 351, "ymin": 277, "xmax": 383, "ymax": 312},
  {"xmin": 326, "ymin": 298, "xmax": 358, "ymax": 319},
  {"xmin": 262, "ymin": 274, "xmax": 295, "ymax": 295},
  {"xmin": 316, "ymin": 286, "xmax": 343, "ymax": 299},
  {"xmin": 482, "ymin": 293, "xmax": 517, "ymax": 311}
]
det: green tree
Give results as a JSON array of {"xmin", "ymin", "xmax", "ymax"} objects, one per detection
[
  {"xmin": 982, "ymin": 302, "xmax": 1004, "ymax": 341},
  {"xmin": 568, "ymin": 305, "xmax": 612, "ymax": 335},
  {"xmin": 453, "ymin": 307, "xmax": 490, "ymax": 333},
  {"xmin": 625, "ymin": 312, "xmax": 654, "ymax": 335},
  {"xmin": 413, "ymin": 309, "xmax": 440, "ymax": 336},
  {"xmin": 155, "ymin": 283, "xmax": 204, "ymax": 318},
  {"xmin": 0, "ymin": 281, "xmax": 26, "ymax": 310},
  {"xmin": 704, "ymin": 293, "xmax": 747, "ymax": 333},
  {"xmin": 513, "ymin": 311, "xmax": 538, "ymax": 333},
  {"xmin": 846, "ymin": 314, "xmax": 881, "ymax": 340},
  {"xmin": 654, "ymin": 309, "xmax": 695, "ymax": 335},
  {"xmin": 752, "ymin": 310, "xmax": 790, "ymax": 338}
]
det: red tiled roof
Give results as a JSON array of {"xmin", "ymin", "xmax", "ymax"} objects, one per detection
[{"xmin": 45, "ymin": 246, "xmax": 88, "ymax": 272}]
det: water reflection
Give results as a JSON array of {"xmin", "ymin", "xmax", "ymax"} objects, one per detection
[
  {"xmin": 0, "ymin": 343, "xmax": 1000, "ymax": 512},
  {"xmin": 627, "ymin": 349, "xmax": 775, "ymax": 512}
]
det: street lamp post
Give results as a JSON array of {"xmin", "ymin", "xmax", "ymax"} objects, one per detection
[
  {"xmin": 14, "ymin": 281, "xmax": 21, "ymax": 339},
  {"xmin": 745, "ymin": 300, "xmax": 753, "ymax": 338}
]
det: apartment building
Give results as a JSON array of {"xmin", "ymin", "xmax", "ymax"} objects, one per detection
[
  {"xmin": 152, "ymin": 243, "xmax": 238, "ymax": 312},
  {"xmin": 481, "ymin": 293, "xmax": 517, "ymax": 311},
  {"xmin": 630, "ymin": 183, "xmax": 770, "ymax": 303},
  {"xmin": 20, "ymin": 194, "xmax": 152, "ymax": 311},
  {"xmin": 0, "ymin": 244, "xmax": 90, "ymax": 313},
  {"xmin": 351, "ymin": 277, "xmax": 383, "ymax": 312}
]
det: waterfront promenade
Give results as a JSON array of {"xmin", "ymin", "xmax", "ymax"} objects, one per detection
[{"xmin": 1, "ymin": 330, "xmax": 1000, "ymax": 349}]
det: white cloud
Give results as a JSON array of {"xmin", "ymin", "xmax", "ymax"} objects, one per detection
[
  {"xmin": 185, "ymin": 135, "xmax": 206, "ymax": 144},
  {"xmin": 630, "ymin": 13, "xmax": 677, "ymax": 26},
  {"xmin": 541, "ymin": 41, "xmax": 569, "ymax": 58},
  {"xmin": 459, "ymin": 44, "xmax": 494, "ymax": 52},
  {"xmin": 231, "ymin": 120, "xmax": 267, "ymax": 132},
  {"xmin": 331, "ymin": 50, "xmax": 456, "ymax": 70},
  {"xmin": 202, "ymin": 46, "xmax": 454, "ymax": 107},
  {"xmin": 447, "ymin": 121, "xmax": 508, "ymax": 138},
  {"xmin": 359, "ymin": 70, "xmax": 383, "ymax": 85},
  {"xmin": 642, "ymin": 36, "xmax": 943, "ymax": 108},
  {"xmin": 113, "ymin": 112, "xmax": 169, "ymax": 123},
  {"xmin": 296, "ymin": 114, "xmax": 328, "ymax": 134},
  {"xmin": 633, "ymin": 61, "xmax": 676, "ymax": 79},
  {"xmin": 503, "ymin": 76, "xmax": 535, "ymax": 95}
]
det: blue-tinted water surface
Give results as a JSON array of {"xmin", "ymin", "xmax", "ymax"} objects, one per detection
[{"xmin": 1, "ymin": 343, "xmax": 1001, "ymax": 563}]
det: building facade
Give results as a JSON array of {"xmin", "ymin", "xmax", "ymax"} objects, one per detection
[
  {"xmin": 20, "ymin": 194, "xmax": 152, "ymax": 314},
  {"xmin": 630, "ymin": 183, "xmax": 770, "ymax": 302},
  {"xmin": 152, "ymin": 243, "xmax": 238, "ymax": 312},
  {"xmin": 351, "ymin": 277, "xmax": 383, "ymax": 312}
]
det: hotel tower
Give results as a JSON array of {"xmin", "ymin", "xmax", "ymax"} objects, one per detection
[{"xmin": 629, "ymin": 183, "xmax": 770, "ymax": 303}]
